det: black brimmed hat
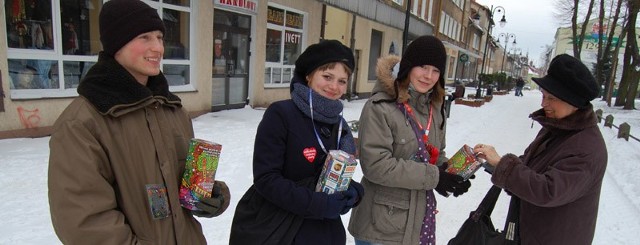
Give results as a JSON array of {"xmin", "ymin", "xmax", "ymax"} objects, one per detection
[{"xmin": 532, "ymin": 54, "xmax": 598, "ymax": 109}]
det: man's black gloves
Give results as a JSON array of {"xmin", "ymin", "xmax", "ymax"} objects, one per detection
[
  {"xmin": 435, "ymin": 163, "xmax": 471, "ymax": 197},
  {"xmin": 193, "ymin": 181, "xmax": 230, "ymax": 218}
]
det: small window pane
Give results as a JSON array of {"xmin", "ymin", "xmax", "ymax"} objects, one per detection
[
  {"xmin": 163, "ymin": 0, "xmax": 190, "ymax": 7},
  {"xmin": 163, "ymin": 9, "xmax": 189, "ymax": 59},
  {"xmin": 5, "ymin": 1, "xmax": 54, "ymax": 50},
  {"xmin": 282, "ymin": 68, "xmax": 292, "ymax": 84},
  {"xmin": 266, "ymin": 29, "xmax": 282, "ymax": 63},
  {"xmin": 63, "ymin": 61, "xmax": 96, "ymax": 89},
  {"xmin": 8, "ymin": 59, "xmax": 58, "ymax": 89},
  {"xmin": 60, "ymin": 0, "xmax": 102, "ymax": 55},
  {"xmin": 164, "ymin": 64, "xmax": 190, "ymax": 86},
  {"xmin": 267, "ymin": 6, "xmax": 284, "ymax": 25},
  {"xmin": 285, "ymin": 11, "xmax": 303, "ymax": 29},
  {"xmin": 273, "ymin": 68, "xmax": 281, "ymax": 83},
  {"xmin": 264, "ymin": 67, "xmax": 272, "ymax": 84}
]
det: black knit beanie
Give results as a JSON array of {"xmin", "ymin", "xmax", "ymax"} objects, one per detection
[
  {"xmin": 293, "ymin": 39, "xmax": 355, "ymax": 79},
  {"xmin": 99, "ymin": 0, "xmax": 166, "ymax": 56},
  {"xmin": 397, "ymin": 36, "xmax": 447, "ymax": 87},
  {"xmin": 532, "ymin": 54, "xmax": 598, "ymax": 109}
]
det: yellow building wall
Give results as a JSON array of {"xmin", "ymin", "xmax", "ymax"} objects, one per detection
[{"xmin": 249, "ymin": 0, "xmax": 324, "ymax": 108}]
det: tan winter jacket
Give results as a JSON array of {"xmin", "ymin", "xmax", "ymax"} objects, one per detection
[
  {"xmin": 348, "ymin": 55, "xmax": 448, "ymax": 244},
  {"xmin": 48, "ymin": 54, "xmax": 206, "ymax": 244}
]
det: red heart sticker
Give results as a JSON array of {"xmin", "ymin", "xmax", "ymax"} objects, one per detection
[{"xmin": 303, "ymin": 147, "xmax": 317, "ymax": 163}]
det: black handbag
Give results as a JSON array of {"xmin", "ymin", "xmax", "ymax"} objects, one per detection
[{"xmin": 448, "ymin": 185, "xmax": 520, "ymax": 245}]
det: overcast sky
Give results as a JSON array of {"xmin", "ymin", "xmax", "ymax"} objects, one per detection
[{"xmin": 476, "ymin": 0, "xmax": 559, "ymax": 67}]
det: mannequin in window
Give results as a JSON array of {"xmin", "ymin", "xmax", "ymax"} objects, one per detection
[
  {"xmin": 62, "ymin": 17, "xmax": 78, "ymax": 54},
  {"xmin": 14, "ymin": 65, "xmax": 41, "ymax": 89}
]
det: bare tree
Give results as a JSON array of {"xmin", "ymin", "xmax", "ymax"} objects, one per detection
[
  {"xmin": 600, "ymin": 0, "xmax": 625, "ymax": 102},
  {"xmin": 575, "ymin": 0, "xmax": 596, "ymax": 59},
  {"xmin": 614, "ymin": 0, "xmax": 639, "ymax": 109},
  {"xmin": 555, "ymin": 0, "xmax": 597, "ymax": 58}
]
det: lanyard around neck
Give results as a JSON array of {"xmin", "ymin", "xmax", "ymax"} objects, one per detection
[
  {"xmin": 403, "ymin": 102, "xmax": 433, "ymax": 143},
  {"xmin": 309, "ymin": 89, "xmax": 342, "ymax": 154}
]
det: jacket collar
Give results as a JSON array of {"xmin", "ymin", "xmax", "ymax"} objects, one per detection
[
  {"xmin": 530, "ymin": 104, "xmax": 598, "ymax": 132},
  {"xmin": 77, "ymin": 53, "xmax": 182, "ymax": 117}
]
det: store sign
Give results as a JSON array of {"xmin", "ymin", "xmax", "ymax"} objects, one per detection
[
  {"xmin": 285, "ymin": 32, "xmax": 301, "ymax": 44},
  {"xmin": 286, "ymin": 12, "xmax": 303, "ymax": 29},
  {"xmin": 267, "ymin": 7, "xmax": 284, "ymax": 25},
  {"xmin": 459, "ymin": 53, "xmax": 469, "ymax": 62},
  {"xmin": 215, "ymin": 0, "xmax": 258, "ymax": 15}
]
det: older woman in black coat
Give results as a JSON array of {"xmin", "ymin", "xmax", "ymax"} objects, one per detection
[{"xmin": 474, "ymin": 54, "xmax": 608, "ymax": 244}]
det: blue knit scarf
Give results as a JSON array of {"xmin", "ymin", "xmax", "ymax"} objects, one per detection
[{"xmin": 291, "ymin": 81, "xmax": 356, "ymax": 155}]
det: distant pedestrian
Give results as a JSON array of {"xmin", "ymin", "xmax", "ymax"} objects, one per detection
[
  {"xmin": 452, "ymin": 80, "xmax": 466, "ymax": 100},
  {"xmin": 515, "ymin": 77, "xmax": 525, "ymax": 96}
]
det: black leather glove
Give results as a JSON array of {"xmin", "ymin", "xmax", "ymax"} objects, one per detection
[
  {"xmin": 324, "ymin": 192, "xmax": 348, "ymax": 219},
  {"xmin": 193, "ymin": 181, "xmax": 230, "ymax": 218}
]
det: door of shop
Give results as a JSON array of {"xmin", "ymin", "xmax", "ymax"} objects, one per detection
[{"xmin": 212, "ymin": 9, "xmax": 251, "ymax": 111}]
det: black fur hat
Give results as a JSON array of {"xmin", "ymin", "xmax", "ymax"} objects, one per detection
[{"xmin": 532, "ymin": 54, "xmax": 598, "ymax": 109}]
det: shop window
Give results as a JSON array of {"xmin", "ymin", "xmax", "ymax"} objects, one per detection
[
  {"xmin": 163, "ymin": 8, "xmax": 189, "ymax": 60},
  {"xmin": 5, "ymin": 0, "xmax": 194, "ymax": 99},
  {"xmin": 164, "ymin": 64, "xmax": 189, "ymax": 86},
  {"xmin": 6, "ymin": 0, "xmax": 55, "ymax": 50},
  {"xmin": 8, "ymin": 59, "xmax": 58, "ymax": 90},
  {"xmin": 264, "ymin": 5, "xmax": 305, "ymax": 87},
  {"xmin": 448, "ymin": 56, "xmax": 455, "ymax": 79}
]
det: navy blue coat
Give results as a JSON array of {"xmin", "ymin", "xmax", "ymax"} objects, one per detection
[{"xmin": 237, "ymin": 99, "xmax": 354, "ymax": 244}]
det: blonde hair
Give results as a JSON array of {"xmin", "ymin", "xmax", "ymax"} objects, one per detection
[{"xmin": 309, "ymin": 62, "xmax": 353, "ymax": 78}]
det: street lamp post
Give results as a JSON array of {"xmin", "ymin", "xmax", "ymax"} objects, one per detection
[
  {"xmin": 476, "ymin": 5, "xmax": 506, "ymax": 98},
  {"xmin": 499, "ymin": 33, "xmax": 517, "ymax": 74}
]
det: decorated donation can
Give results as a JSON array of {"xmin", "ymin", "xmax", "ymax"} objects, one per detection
[
  {"xmin": 315, "ymin": 150, "xmax": 358, "ymax": 194},
  {"xmin": 179, "ymin": 138, "xmax": 222, "ymax": 211},
  {"xmin": 446, "ymin": 144, "xmax": 482, "ymax": 180}
]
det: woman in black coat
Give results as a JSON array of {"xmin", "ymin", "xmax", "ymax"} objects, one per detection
[
  {"xmin": 230, "ymin": 40, "xmax": 364, "ymax": 245},
  {"xmin": 474, "ymin": 54, "xmax": 608, "ymax": 244}
]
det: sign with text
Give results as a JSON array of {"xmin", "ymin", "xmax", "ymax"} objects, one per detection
[{"xmin": 215, "ymin": 0, "xmax": 258, "ymax": 15}]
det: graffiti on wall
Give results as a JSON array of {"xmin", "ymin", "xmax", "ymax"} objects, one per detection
[{"xmin": 17, "ymin": 106, "xmax": 41, "ymax": 129}]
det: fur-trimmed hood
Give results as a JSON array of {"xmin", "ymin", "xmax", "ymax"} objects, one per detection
[{"xmin": 372, "ymin": 55, "xmax": 410, "ymax": 103}]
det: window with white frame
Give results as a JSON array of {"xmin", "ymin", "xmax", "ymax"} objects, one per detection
[
  {"xmin": 453, "ymin": 0, "xmax": 463, "ymax": 9},
  {"xmin": 439, "ymin": 12, "xmax": 462, "ymax": 41},
  {"xmin": 473, "ymin": 33, "xmax": 480, "ymax": 50},
  {"xmin": 411, "ymin": 0, "xmax": 430, "ymax": 21},
  {"xmin": 447, "ymin": 55, "xmax": 455, "ymax": 79},
  {"xmin": 5, "ymin": 0, "xmax": 193, "ymax": 99},
  {"xmin": 392, "ymin": 0, "xmax": 404, "ymax": 5},
  {"xmin": 264, "ymin": 5, "xmax": 305, "ymax": 86}
]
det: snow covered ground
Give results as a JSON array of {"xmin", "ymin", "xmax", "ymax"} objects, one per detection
[{"xmin": 1, "ymin": 89, "xmax": 639, "ymax": 244}]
